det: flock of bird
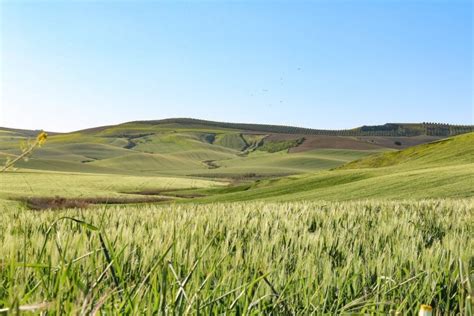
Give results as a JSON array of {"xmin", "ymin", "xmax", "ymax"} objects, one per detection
[{"xmin": 249, "ymin": 67, "xmax": 303, "ymax": 109}]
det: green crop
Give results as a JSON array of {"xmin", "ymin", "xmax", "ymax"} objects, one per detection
[{"xmin": 0, "ymin": 200, "xmax": 471, "ymax": 314}]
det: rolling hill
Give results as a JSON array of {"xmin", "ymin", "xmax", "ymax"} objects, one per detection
[
  {"xmin": 0, "ymin": 119, "xmax": 472, "ymax": 207},
  {"xmin": 1, "ymin": 119, "xmax": 468, "ymax": 179},
  {"xmin": 192, "ymin": 132, "xmax": 474, "ymax": 202}
]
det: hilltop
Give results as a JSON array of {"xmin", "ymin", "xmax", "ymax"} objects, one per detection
[{"xmin": 114, "ymin": 118, "xmax": 472, "ymax": 137}]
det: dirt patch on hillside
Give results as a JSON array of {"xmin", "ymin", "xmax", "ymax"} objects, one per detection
[
  {"xmin": 289, "ymin": 135, "xmax": 383, "ymax": 152},
  {"xmin": 355, "ymin": 136, "xmax": 442, "ymax": 149},
  {"xmin": 287, "ymin": 135, "xmax": 445, "ymax": 153},
  {"xmin": 203, "ymin": 160, "xmax": 220, "ymax": 169},
  {"xmin": 18, "ymin": 196, "xmax": 170, "ymax": 210}
]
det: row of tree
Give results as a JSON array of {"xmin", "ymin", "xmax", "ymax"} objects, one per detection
[{"xmin": 140, "ymin": 118, "xmax": 473, "ymax": 137}]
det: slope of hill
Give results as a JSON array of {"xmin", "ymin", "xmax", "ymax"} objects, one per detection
[
  {"xmin": 2, "ymin": 118, "xmax": 467, "ymax": 179},
  {"xmin": 127, "ymin": 118, "xmax": 473, "ymax": 137},
  {"xmin": 340, "ymin": 132, "xmax": 474, "ymax": 169},
  {"xmin": 194, "ymin": 132, "xmax": 474, "ymax": 201}
]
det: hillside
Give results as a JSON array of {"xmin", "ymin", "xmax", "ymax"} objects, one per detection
[
  {"xmin": 1, "ymin": 119, "xmax": 467, "ymax": 179},
  {"xmin": 127, "ymin": 118, "xmax": 473, "ymax": 137},
  {"xmin": 340, "ymin": 132, "xmax": 474, "ymax": 169},
  {"xmin": 0, "ymin": 122, "xmax": 472, "ymax": 209},
  {"xmin": 194, "ymin": 132, "xmax": 474, "ymax": 201}
]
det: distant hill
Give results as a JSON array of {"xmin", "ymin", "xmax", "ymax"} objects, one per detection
[
  {"xmin": 0, "ymin": 127, "xmax": 60, "ymax": 137},
  {"xmin": 197, "ymin": 132, "xmax": 474, "ymax": 201},
  {"xmin": 113, "ymin": 118, "xmax": 473, "ymax": 137},
  {"xmin": 0, "ymin": 119, "xmax": 472, "ymax": 179}
]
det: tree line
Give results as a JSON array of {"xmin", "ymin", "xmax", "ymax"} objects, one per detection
[{"xmin": 135, "ymin": 118, "xmax": 473, "ymax": 137}]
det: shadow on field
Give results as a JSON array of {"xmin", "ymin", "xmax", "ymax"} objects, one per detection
[{"xmin": 17, "ymin": 196, "xmax": 171, "ymax": 210}]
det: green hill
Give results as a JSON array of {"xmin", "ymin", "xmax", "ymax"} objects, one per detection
[
  {"xmin": 196, "ymin": 132, "xmax": 474, "ymax": 202},
  {"xmin": 127, "ymin": 118, "xmax": 474, "ymax": 137},
  {"xmin": 2, "ymin": 118, "xmax": 467, "ymax": 179},
  {"xmin": 1, "ymin": 120, "xmax": 472, "ymax": 207},
  {"xmin": 340, "ymin": 132, "xmax": 473, "ymax": 169}
]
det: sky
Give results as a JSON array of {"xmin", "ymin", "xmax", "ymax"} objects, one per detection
[{"xmin": 0, "ymin": 0, "xmax": 472, "ymax": 132}]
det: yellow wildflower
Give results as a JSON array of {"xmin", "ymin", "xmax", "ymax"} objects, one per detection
[{"xmin": 36, "ymin": 131, "xmax": 48, "ymax": 146}]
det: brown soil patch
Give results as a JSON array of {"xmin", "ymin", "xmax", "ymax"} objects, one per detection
[
  {"xmin": 289, "ymin": 135, "xmax": 383, "ymax": 152},
  {"xmin": 355, "ymin": 136, "xmax": 442, "ymax": 149},
  {"xmin": 203, "ymin": 160, "xmax": 220, "ymax": 169},
  {"xmin": 286, "ymin": 135, "xmax": 444, "ymax": 152},
  {"xmin": 18, "ymin": 196, "xmax": 170, "ymax": 210}
]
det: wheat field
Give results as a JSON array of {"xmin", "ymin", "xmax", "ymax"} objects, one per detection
[{"xmin": 0, "ymin": 199, "xmax": 472, "ymax": 314}]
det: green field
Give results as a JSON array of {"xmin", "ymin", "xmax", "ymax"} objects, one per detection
[
  {"xmin": 188, "ymin": 132, "xmax": 474, "ymax": 202},
  {"xmin": 0, "ymin": 170, "xmax": 222, "ymax": 206},
  {"xmin": 0, "ymin": 200, "xmax": 471, "ymax": 314},
  {"xmin": 1, "ymin": 119, "xmax": 469, "ymax": 206},
  {"xmin": 0, "ymin": 120, "xmax": 444, "ymax": 180},
  {"xmin": 0, "ymin": 121, "xmax": 472, "ymax": 314}
]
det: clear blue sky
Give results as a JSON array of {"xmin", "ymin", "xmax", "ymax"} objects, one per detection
[{"xmin": 1, "ymin": 0, "xmax": 472, "ymax": 132}]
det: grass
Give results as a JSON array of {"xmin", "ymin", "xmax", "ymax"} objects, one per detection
[
  {"xmin": 3, "ymin": 120, "xmax": 465, "ymax": 182},
  {"xmin": 193, "ymin": 163, "xmax": 474, "ymax": 203},
  {"xmin": 258, "ymin": 137, "xmax": 304, "ymax": 153},
  {"xmin": 3, "ymin": 119, "xmax": 435, "ymax": 178},
  {"xmin": 0, "ymin": 200, "xmax": 471, "ymax": 314},
  {"xmin": 341, "ymin": 132, "xmax": 474, "ymax": 169},
  {"xmin": 0, "ymin": 132, "xmax": 471, "ymax": 205},
  {"xmin": 193, "ymin": 133, "xmax": 474, "ymax": 202},
  {"xmin": 1, "ymin": 133, "xmax": 471, "ymax": 205},
  {"xmin": 214, "ymin": 133, "xmax": 248, "ymax": 151},
  {"xmin": 213, "ymin": 149, "xmax": 378, "ymax": 175},
  {"xmin": 0, "ymin": 170, "xmax": 222, "ymax": 204},
  {"xmin": 0, "ymin": 124, "xmax": 472, "ymax": 313},
  {"xmin": 1, "ymin": 142, "xmax": 375, "ymax": 178}
]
